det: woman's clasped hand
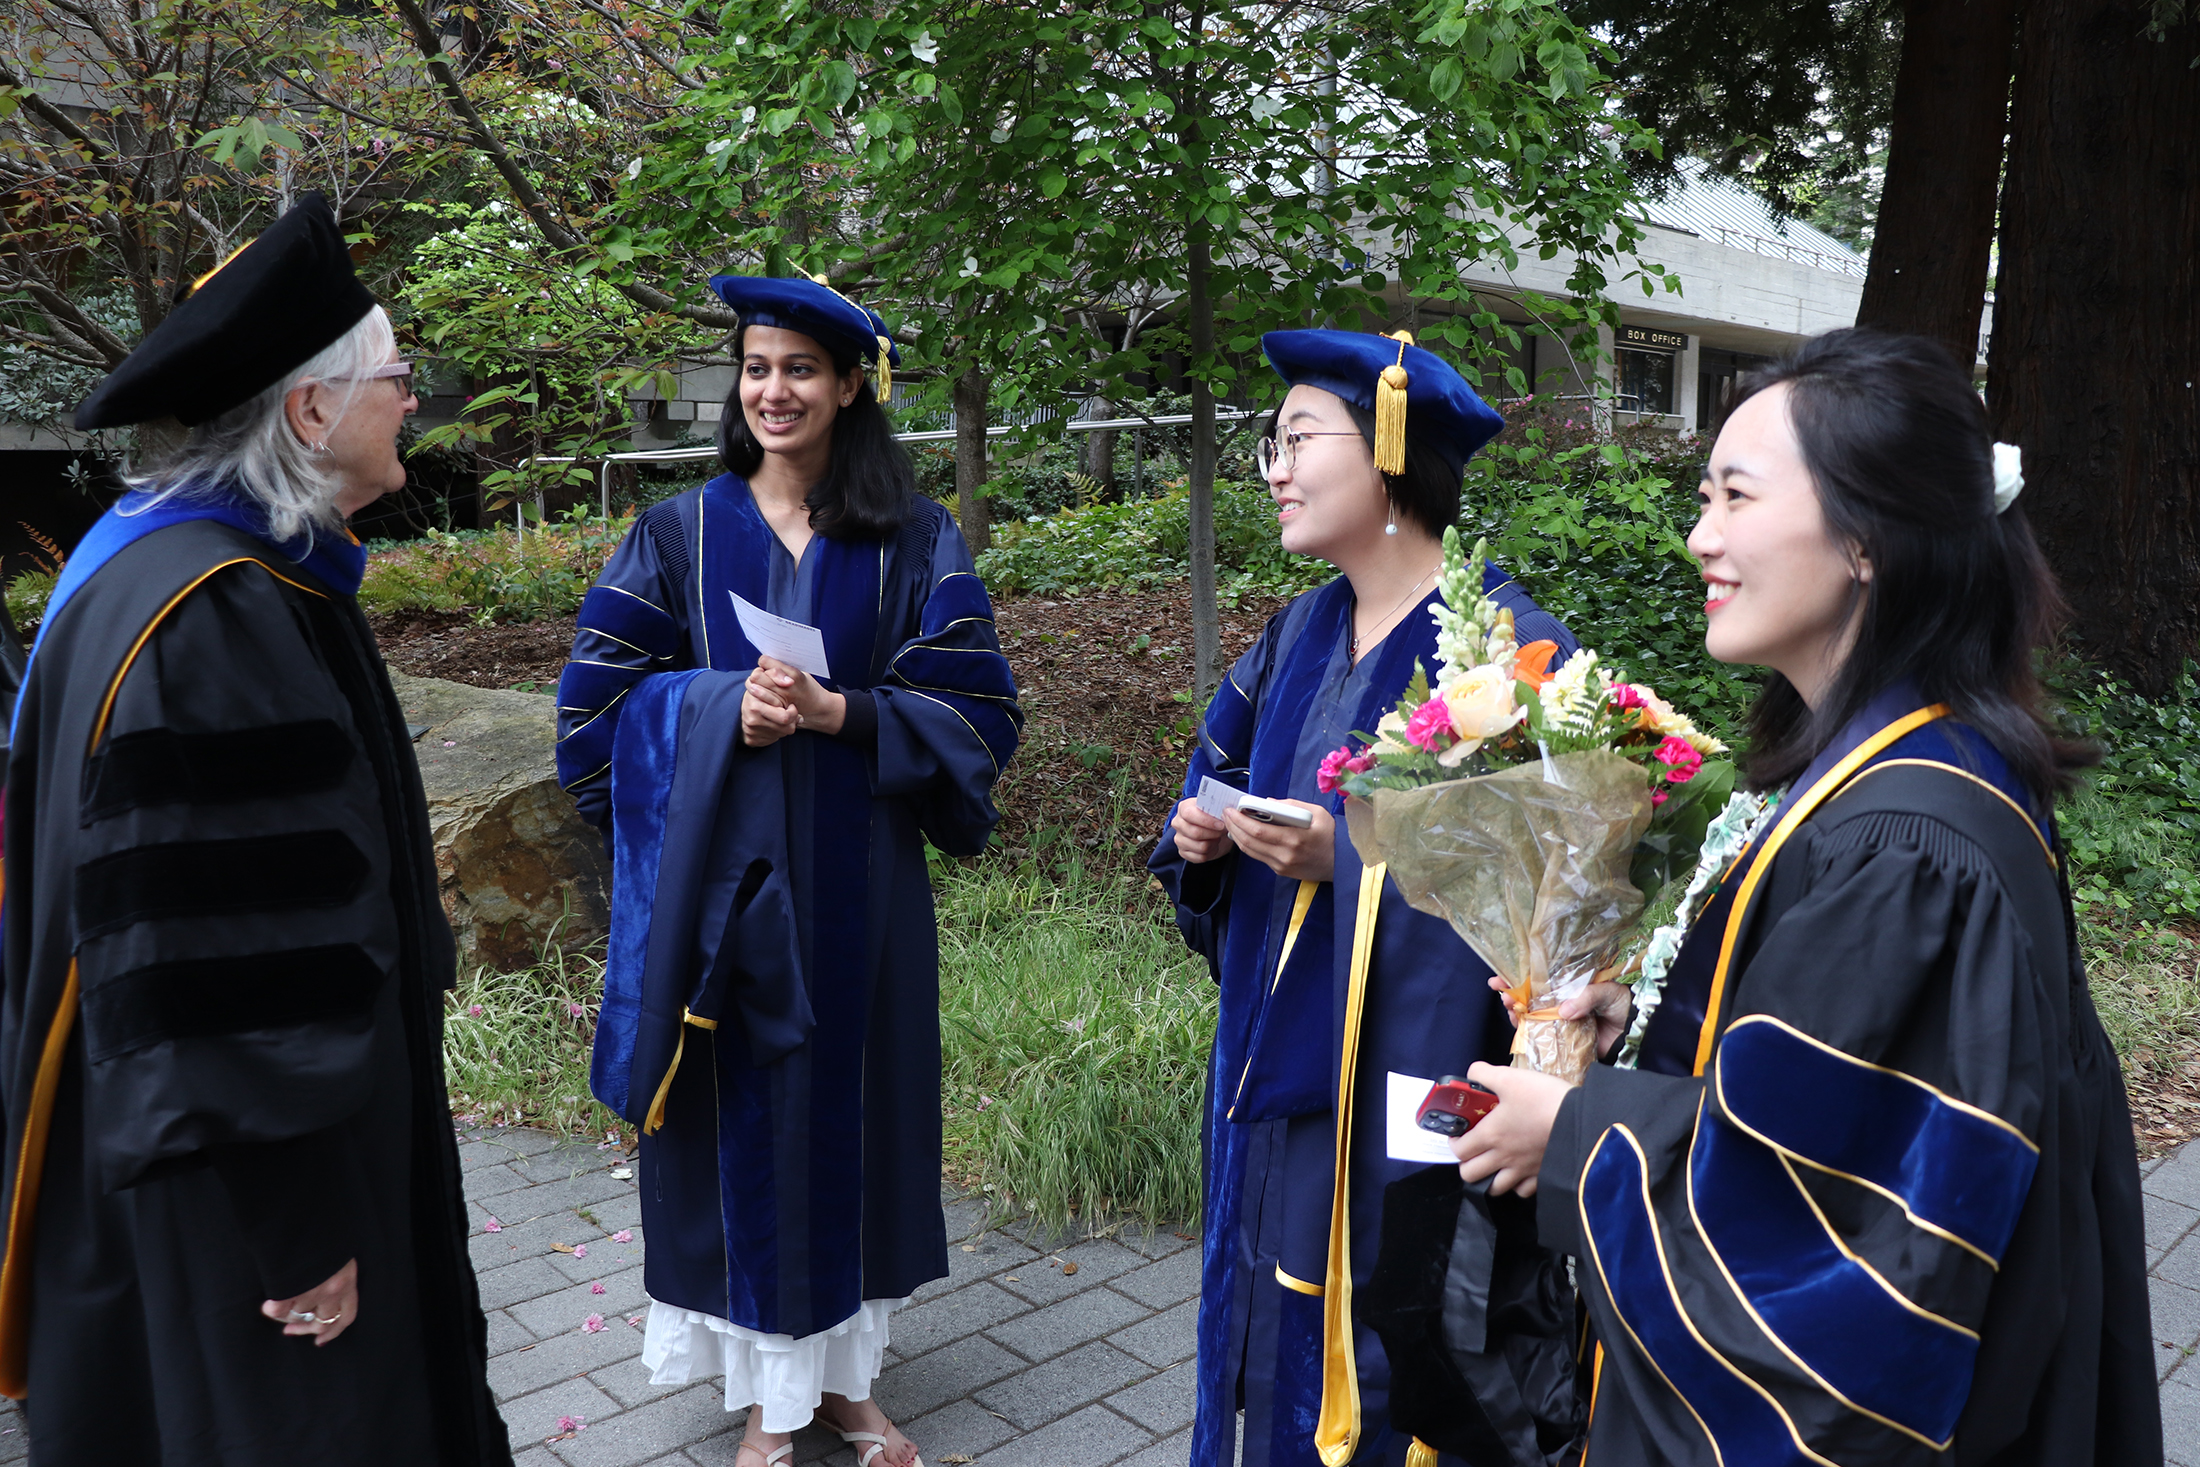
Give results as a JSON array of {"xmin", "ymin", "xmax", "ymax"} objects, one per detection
[
  {"xmin": 1168, "ymin": 797, "xmax": 1335, "ymax": 882},
  {"xmin": 742, "ymin": 654, "xmax": 845, "ymax": 745}
]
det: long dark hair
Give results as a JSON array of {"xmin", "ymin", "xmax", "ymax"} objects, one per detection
[
  {"xmin": 1261, "ymin": 400, "xmax": 1464, "ymax": 534},
  {"xmin": 716, "ymin": 324, "xmax": 915, "ymax": 540},
  {"xmin": 1730, "ymin": 328, "xmax": 2091, "ymax": 803}
]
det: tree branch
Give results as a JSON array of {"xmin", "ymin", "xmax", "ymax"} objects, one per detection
[{"xmin": 386, "ymin": 0, "xmax": 736, "ymax": 329}]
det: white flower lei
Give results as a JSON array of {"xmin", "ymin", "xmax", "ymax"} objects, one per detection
[{"xmin": 1616, "ymin": 786, "xmax": 1784, "ymax": 1067}]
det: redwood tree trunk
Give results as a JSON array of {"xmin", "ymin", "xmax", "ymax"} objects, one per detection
[
  {"xmin": 953, "ymin": 362, "xmax": 992, "ymax": 555},
  {"xmin": 1989, "ymin": 0, "xmax": 2200, "ymax": 693},
  {"xmin": 1854, "ymin": 0, "xmax": 2019, "ymax": 369}
]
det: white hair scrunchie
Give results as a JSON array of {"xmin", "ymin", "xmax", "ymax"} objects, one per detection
[{"xmin": 1992, "ymin": 442, "xmax": 2024, "ymax": 514}]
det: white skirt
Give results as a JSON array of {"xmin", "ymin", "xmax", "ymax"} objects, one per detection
[{"xmin": 641, "ymin": 1296, "xmax": 909, "ymax": 1432}]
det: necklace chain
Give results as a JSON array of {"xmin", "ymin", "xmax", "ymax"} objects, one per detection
[{"xmin": 1351, "ymin": 561, "xmax": 1440, "ymax": 656}]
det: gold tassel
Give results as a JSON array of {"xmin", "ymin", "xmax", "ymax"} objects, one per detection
[
  {"xmin": 1374, "ymin": 331, "xmax": 1412, "ymax": 477},
  {"xmin": 641, "ymin": 1010, "xmax": 719, "ymax": 1135},
  {"xmin": 1405, "ymin": 1440, "xmax": 1439, "ymax": 1467},
  {"xmin": 875, "ymin": 334, "xmax": 893, "ymax": 404}
]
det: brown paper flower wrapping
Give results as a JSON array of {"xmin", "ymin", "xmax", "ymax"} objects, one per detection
[{"xmin": 1343, "ymin": 750, "xmax": 1654, "ymax": 1084}]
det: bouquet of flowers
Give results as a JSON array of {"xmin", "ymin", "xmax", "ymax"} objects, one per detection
[{"xmin": 1322, "ymin": 529, "xmax": 1734, "ymax": 1082}]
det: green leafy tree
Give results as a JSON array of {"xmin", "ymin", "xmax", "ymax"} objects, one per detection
[{"xmin": 606, "ymin": 0, "xmax": 1673, "ymax": 696}]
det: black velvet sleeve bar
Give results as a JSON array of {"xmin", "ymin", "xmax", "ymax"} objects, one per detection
[
  {"xmin": 833, "ymin": 687, "xmax": 877, "ymax": 748},
  {"xmin": 207, "ymin": 1127, "xmax": 368, "ymax": 1300}
]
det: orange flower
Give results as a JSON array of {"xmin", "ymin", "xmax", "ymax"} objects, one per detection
[{"xmin": 1513, "ymin": 639, "xmax": 1561, "ymax": 688}]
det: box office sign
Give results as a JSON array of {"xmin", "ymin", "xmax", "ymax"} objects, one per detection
[{"xmin": 1618, "ymin": 326, "xmax": 1688, "ymax": 353}]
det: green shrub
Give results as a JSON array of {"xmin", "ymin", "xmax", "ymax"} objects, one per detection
[
  {"xmin": 361, "ymin": 506, "xmax": 633, "ymax": 623},
  {"xmin": 979, "ymin": 480, "xmax": 1333, "ymax": 605},
  {"xmin": 936, "ymin": 861, "xmax": 1214, "ymax": 1229},
  {"xmin": 2056, "ymin": 660, "xmax": 2200, "ymax": 925},
  {"xmin": 4, "ymin": 568, "xmax": 55, "ymax": 637}
]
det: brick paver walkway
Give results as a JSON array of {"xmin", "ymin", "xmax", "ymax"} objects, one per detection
[
  {"xmin": 6, "ymin": 1126, "xmax": 2198, "ymax": 1463},
  {"xmin": 457, "ymin": 1125, "xmax": 1204, "ymax": 1467}
]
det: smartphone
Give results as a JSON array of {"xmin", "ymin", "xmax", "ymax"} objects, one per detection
[
  {"xmin": 1417, "ymin": 1075, "xmax": 1498, "ymax": 1138},
  {"xmin": 1239, "ymin": 795, "xmax": 1314, "ymax": 829}
]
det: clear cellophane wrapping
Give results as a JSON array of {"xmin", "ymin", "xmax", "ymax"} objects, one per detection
[{"xmin": 1344, "ymin": 750, "xmax": 1653, "ymax": 1085}]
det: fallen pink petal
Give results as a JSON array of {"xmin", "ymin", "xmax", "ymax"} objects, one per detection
[
  {"xmin": 482, "ymin": 1218, "xmax": 501, "ymax": 1233},
  {"xmin": 567, "ymin": 1001, "xmax": 585, "ymax": 1019},
  {"xmin": 467, "ymin": 1004, "xmax": 482, "ymax": 1017},
  {"xmin": 582, "ymin": 1313, "xmax": 605, "ymax": 1333},
  {"xmin": 556, "ymin": 1415, "xmax": 586, "ymax": 1433},
  {"xmin": 591, "ymin": 1281, "xmax": 606, "ymax": 1295},
  {"xmin": 612, "ymin": 1230, "xmax": 632, "ymax": 1243},
  {"xmin": 572, "ymin": 1243, "xmax": 588, "ymax": 1258}
]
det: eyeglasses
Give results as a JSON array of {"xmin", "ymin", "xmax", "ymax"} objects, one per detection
[
  {"xmin": 321, "ymin": 360, "xmax": 417, "ymax": 397},
  {"xmin": 1255, "ymin": 428, "xmax": 1358, "ymax": 478}
]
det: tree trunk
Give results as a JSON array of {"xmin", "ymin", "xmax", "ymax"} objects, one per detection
[
  {"xmin": 1181, "ymin": 13, "xmax": 1221, "ymax": 705},
  {"xmin": 1187, "ymin": 234, "xmax": 1221, "ymax": 705},
  {"xmin": 1083, "ymin": 395, "xmax": 1118, "ymax": 500},
  {"xmin": 1988, "ymin": 0, "xmax": 2200, "ymax": 693},
  {"xmin": 953, "ymin": 362, "xmax": 992, "ymax": 555},
  {"xmin": 1854, "ymin": 0, "xmax": 2019, "ymax": 369}
]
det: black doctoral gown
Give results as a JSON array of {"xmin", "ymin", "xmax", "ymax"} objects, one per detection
[
  {"xmin": 0, "ymin": 511, "xmax": 510, "ymax": 1465},
  {"xmin": 1539, "ymin": 695, "xmax": 2160, "ymax": 1467}
]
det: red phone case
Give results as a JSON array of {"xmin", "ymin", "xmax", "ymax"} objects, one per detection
[{"xmin": 1417, "ymin": 1075, "xmax": 1498, "ymax": 1137}]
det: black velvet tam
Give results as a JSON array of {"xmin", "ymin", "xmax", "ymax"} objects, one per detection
[{"xmin": 74, "ymin": 193, "xmax": 376, "ymax": 429}]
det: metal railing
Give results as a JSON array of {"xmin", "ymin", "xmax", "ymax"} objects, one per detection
[
  {"xmin": 516, "ymin": 408, "xmax": 1267, "ymax": 526},
  {"xmin": 1703, "ymin": 225, "xmax": 1869, "ymax": 281}
]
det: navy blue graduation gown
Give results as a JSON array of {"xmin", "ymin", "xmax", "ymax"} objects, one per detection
[
  {"xmin": 1542, "ymin": 688, "xmax": 2160, "ymax": 1467},
  {"xmin": 554, "ymin": 478, "xmax": 1020, "ymax": 1338},
  {"xmin": 1149, "ymin": 567, "xmax": 1575, "ymax": 1467}
]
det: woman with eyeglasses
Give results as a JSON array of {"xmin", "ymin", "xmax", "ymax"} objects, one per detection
[
  {"xmin": 1148, "ymin": 330, "xmax": 1579, "ymax": 1467},
  {"xmin": 0, "ymin": 195, "xmax": 510, "ymax": 1464}
]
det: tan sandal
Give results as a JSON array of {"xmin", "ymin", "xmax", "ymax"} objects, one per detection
[
  {"xmin": 738, "ymin": 1441, "xmax": 794, "ymax": 1467},
  {"xmin": 838, "ymin": 1431, "xmax": 922, "ymax": 1467}
]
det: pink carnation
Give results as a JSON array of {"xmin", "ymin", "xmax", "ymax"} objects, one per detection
[
  {"xmin": 1344, "ymin": 753, "xmax": 1375, "ymax": 774},
  {"xmin": 1316, "ymin": 745, "xmax": 1354, "ymax": 795},
  {"xmin": 1609, "ymin": 683, "xmax": 1647, "ymax": 711},
  {"xmin": 1655, "ymin": 736, "xmax": 1703, "ymax": 782},
  {"xmin": 1404, "ymin": 698, "xmax": 1453, "ymax": 752}
]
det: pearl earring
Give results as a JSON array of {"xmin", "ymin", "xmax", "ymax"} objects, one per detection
[{"xmin": 1385, "ymin": 505, "xmax": 1398, "ymax": 536}]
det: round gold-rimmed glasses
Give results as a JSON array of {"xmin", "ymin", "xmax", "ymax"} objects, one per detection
[{"xmin": 1255, "ymin": 428, "xmax": 1359, "ymax": 477}]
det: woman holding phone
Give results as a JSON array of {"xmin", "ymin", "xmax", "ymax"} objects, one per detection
[
  {"xmin": 554, "ymin": 276, "xmax": 1020, "ymax": 1467},
  {"xmin": 1150, "ymin": 330, "xmax": 1577, "ymax": 1467},
  {"xmin": 1453, "ymin": 329, "xmax": 2159, "ymax": 1465}
]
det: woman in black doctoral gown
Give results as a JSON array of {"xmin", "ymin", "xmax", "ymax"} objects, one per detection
[
  {"xmin": 1453, "ymin": 328, "xmax": 2159, "ymax": 1466},
  {"xmin": 0, "ymin": 196, "xmax": 508, "ymax": 1464}
]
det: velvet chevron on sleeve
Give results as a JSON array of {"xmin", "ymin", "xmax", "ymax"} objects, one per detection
[
  {"xmin": 873, "ymin": 527, "xmax": 1023, "ymax": 856},
  {"xmin": 557, "ymin": 504, "xmax": 691, "ymax": 828},
  {"xmin": 1542, "ymin": 694, "xmax": 2159, "ymax": 1467}
]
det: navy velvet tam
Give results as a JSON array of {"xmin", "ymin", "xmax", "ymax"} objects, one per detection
[
  {"xmin": 1262, "ymin": 328, "xmax": 1505, "ymax": 481},
  {"xmin": 707, "ymin": 274, "xmax": 903, "ymax": 374},
  {"xmin": 76, "ymin": 193, "xmax": 376, "ymax": 430}
]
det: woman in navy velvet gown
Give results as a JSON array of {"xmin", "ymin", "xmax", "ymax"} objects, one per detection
[
  {"xmin": 555, "ymin": 277, "xmax": 1019, "ymax": 1467},
  {"xmin": 1149, "ymin": 330, "xmax": 1576, "ymax": 1467}
]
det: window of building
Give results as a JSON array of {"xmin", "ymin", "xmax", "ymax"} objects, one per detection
[{"xmin": 1615, "ymin": 348, "xmax": 1674, "ymax": 415}]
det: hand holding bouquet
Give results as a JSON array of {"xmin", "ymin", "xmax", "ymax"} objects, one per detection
[{"xmin": 1326, "ymin": 530, "xmax": 1734, "ymax": 1082}]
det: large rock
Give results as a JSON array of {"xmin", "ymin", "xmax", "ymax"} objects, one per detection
[{"xmin": 388, "ymin": 670, "xmax": 609, "ymax": 970}]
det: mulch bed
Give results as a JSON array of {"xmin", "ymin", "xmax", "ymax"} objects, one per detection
[{"xmin": 367, "ymin": 589, "xmax": 1289, "ymax": 872}]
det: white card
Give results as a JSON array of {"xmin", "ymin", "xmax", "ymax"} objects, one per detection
[
  {"xmin": 1386, "ymin": 1070, "xmax": 1468, "ymax": 1166},
  {"xmin": 730, "ymin": 592, "xmax": 831, "ymax": 679},
  {"xmin": 1195, "ymin": 775, "xmax": 1248, "ymax": 820}
]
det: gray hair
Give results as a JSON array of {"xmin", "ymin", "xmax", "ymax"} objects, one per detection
[{"xmin": 126, "ymin": 305, "xmax": 396, "ymax": 544}]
